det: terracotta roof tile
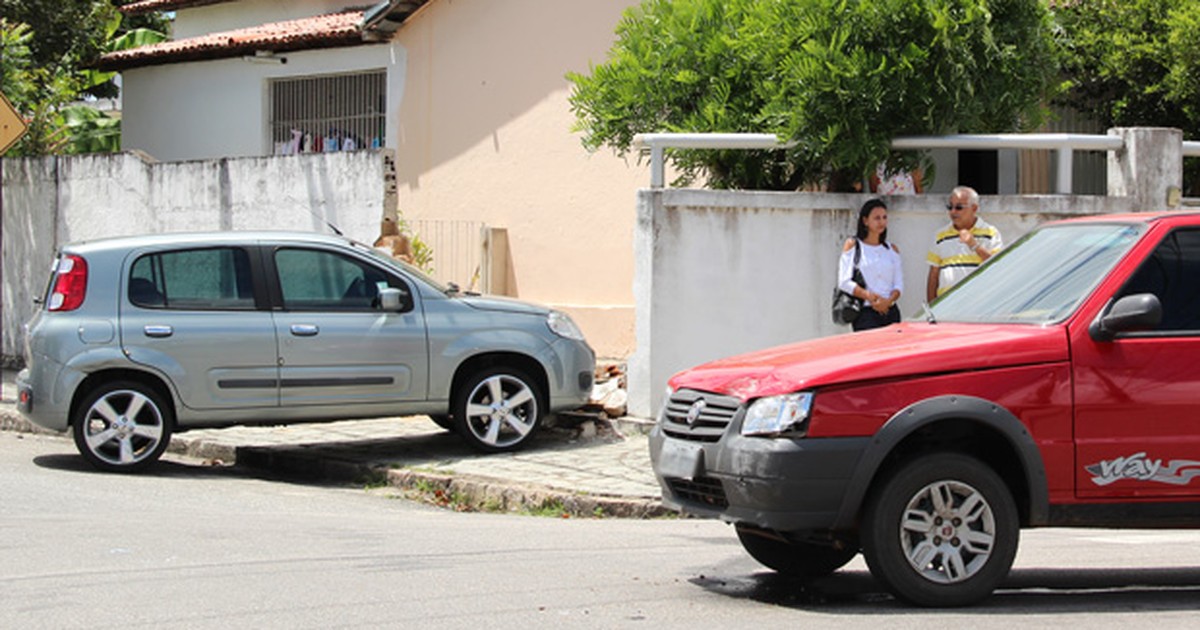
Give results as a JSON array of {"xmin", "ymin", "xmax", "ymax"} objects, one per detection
[
  {"xmin": 119, "ymin": 0, "xmax": 234, "ymax": 16},
  {"xmin": 98, "ymin": 10, "xmax": 368, "ymax": 71}
]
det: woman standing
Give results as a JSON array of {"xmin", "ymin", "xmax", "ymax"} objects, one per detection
[{"xmin": 838, "ymin": 198, "xmax": 903, "ymax": 331}]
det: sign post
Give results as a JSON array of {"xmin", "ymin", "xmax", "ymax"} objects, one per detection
[{"xmin": 0, "ymin": 91, "xmax": 27, "ymax": 154}]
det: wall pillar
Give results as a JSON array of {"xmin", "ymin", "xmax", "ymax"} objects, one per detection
[
  {"xmin": 627, "ymin": 189, "xmax": 661, "ymax": 418},
  {"xmin": 1108, "ymin": 127, "xmax": 1183, "ymax": 211}
]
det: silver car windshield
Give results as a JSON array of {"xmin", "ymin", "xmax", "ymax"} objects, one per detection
[{"xmin": 928, "ymin": 223, "xmax": 1145, "ymax": 324}]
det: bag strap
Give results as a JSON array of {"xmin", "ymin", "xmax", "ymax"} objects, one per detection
[{"xmin": 851, "ymin": 239, "xmax": 866, "ymax": 289}]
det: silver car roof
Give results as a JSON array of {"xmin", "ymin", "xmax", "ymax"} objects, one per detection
[{"xmin": 61, "ymin": 230, "xmax": 354, "ymax": 254}]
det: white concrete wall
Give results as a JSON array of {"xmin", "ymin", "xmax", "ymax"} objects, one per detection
[
  {"xmin": 1, "ymin": 150, "xmax": 391, "ymax": 364},
  {"xmin": 121, "ymin": 43, "xmax": 405, "ymax": 162},
  {"xmin": 626, "ymin": 190, "xmax": 1140, "ymax": 418}
]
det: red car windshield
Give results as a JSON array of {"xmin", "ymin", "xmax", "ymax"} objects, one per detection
[{"xmin": 928, "ymin": 223, "xmax": 1144, "ymax": 325}]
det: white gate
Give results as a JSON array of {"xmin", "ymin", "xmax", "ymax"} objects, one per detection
[{"xmin": 408, "ymin": 219, "xmax": 486, "ymax": 291}]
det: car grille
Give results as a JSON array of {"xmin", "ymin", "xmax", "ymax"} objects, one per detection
[
  {"xmin": 661, "ymin": 389, "xmax": 741, "ymax": 442},
  {"xmin": 665, "ymin": 476, "xmax": 728, "ymax": 508}
]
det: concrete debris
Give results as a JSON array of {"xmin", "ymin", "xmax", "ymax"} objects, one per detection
[
  {"xmin": 586, "ymin": 361, "xmax": 628, "ymax": 418},
  {"xmin": 600, "ymin": 387, "xmax": 628, "ymax": 418}
]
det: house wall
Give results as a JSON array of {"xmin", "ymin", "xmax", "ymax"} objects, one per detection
[
  {"xmin": 390, "ymin": 0, "xmax": 647, "ymax": 359},
  {"xmin": 121, "ymin": 43, "xmax": 405, "ymax": 162},
  {"xmin": 1, "ymin": 151, "xmax": 392, "ymax": 365}
]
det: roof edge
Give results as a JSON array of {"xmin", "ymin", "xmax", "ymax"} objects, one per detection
[
  {"xmin": 97, "ymin": 9, "xmax": 371, "ymax": 72},
  {"xmin": 120, "ymin": 0, "xmax": 235, "ymax": 17}
]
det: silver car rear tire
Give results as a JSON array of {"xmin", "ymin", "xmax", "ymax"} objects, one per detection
[{"xmin": 72, "ymin": 381, "xmax": 173, "ymax": 473}]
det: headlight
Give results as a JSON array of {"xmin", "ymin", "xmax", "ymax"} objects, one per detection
[
  {"xmin": 547, "ymin": 311, "xmax": 586, "ymax": 341},
  {"xmin": 657, "ymin": 385, "xmax": 675, "ymax": 423},
  {"xmin": 741, "ymin": 393, "xmax": 814, "ymax": 436}
]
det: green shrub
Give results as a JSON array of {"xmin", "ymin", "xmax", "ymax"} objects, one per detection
[{"xmin": 569, "ymin": 0, "xmax": 1061, "ymax": 190}]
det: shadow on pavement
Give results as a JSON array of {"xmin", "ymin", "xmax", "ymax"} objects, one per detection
[
  {"xmin": 693, "ymin": 565, "xmax": 1200, "ymax": 612},
  {"xmin": 32, "ymin": 452, "xmax": 236, "ymax": 479},
  {"xmin": 219, "ymin": 424, "xmax": 626, "ymax": 479}
]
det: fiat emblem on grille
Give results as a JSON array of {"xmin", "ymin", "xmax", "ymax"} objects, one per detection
[{"xmin": 685, "ymin": 399, "xmax": 707, "ymax": 425}]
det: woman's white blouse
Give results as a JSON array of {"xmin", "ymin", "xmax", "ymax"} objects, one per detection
[{"xmin": 838, "ymin": 240, "xmax": 904, "ymax": 301}]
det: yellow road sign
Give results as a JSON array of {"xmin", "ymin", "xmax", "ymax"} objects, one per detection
[{"xmin": 0, "ymin": 91, "xmax": 29, "ymax": 155}]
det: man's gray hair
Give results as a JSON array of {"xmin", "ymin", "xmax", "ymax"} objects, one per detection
[{"xmin": 950, "ymin": 186, "xmax": 980, "ymax": 207}]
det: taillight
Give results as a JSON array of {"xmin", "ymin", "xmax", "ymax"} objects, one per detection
[{"xmin": 48, "ymin": 255, "xmax": 88, "ymax": 312}]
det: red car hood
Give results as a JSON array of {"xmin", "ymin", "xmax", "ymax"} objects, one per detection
[{"xmin": 669, "ymin": 322, "xmax": 1069, "ymax": 401}]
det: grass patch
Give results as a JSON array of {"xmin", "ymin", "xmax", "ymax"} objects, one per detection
[{"xmin": 519, "ymin": 499, "xmax": 570, "ymax": 518}]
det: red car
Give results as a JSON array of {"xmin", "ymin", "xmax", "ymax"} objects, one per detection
[{"xmin": 650, "ymin": 211, "xmax": 1200, "ymax": 606}]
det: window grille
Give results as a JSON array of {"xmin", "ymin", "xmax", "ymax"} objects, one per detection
[{"xmin": 269, "ymin": 70, "xmax": 386, "ymax": 155}]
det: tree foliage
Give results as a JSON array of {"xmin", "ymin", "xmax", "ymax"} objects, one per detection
[
  {"xmin": 568, "ymin": 0, "xmax": 1062, "ymax": 190},
  {"xmin": 0, "ymin": 19, "xmax": 79, "ymax": 155},
  {"xmin": 1055, "ymin": 0, "xmax": 1200, "ymax": 193},
  {"xmin": 0, "ymin": 1, "xmax": 116, "ymax": 73},
  {"xmin": 0, "ymin": 2, "xmax": 167, "ymax": 156}
]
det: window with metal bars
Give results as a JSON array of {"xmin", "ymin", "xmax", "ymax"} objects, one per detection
[{"xmin": 269, "ymin": 70, "xmax": 386, "ymax": 155}]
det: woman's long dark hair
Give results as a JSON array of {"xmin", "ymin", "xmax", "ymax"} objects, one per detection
[{"xmin": 855, "ymin": 198, "xmax": 888, "ymax": 244}]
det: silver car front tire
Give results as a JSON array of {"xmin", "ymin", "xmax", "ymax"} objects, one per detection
[{"xmin": 453, "ymin": 367, "xmax": 542, "ymax": 452}]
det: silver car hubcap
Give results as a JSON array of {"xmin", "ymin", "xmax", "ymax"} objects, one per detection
[
  {"xmin": 82, "ymin": 390, "xmax": 165, "ymax": 466},
  {"xmin": 464, "ymin": 375, "xmax": 537, "ymax": 448},
  {"xmin": 899, "ymin": 479, "xmax": 995, "ymax": 584}
]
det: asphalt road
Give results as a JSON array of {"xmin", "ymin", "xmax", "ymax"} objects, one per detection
[{"xmin": 4, "ymin": 432, "xmax": 1200, "ymax": 629}]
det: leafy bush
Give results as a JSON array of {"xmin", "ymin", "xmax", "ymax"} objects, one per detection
[{"xmin": 569, "ymin": 0, "xmax": 1061, "ymax": 190}]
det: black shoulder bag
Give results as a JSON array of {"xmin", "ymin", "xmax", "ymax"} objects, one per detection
[{"xmin": 831, "ymin": 240, "xmax": 866, "ymax": 325}]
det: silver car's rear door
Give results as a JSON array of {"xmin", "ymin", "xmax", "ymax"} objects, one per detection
[{"xmin": 119, "ymin": 245, "xmax": 280, "ymax": 410}]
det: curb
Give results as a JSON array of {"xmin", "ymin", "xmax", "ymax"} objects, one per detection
[
  {"xmin": 2, "ymin": 412, "xmax": 672, "ymax": 520},
  {"xmin": 2, "ymin": 373, "xmax": 669, "ymax": 519},
  {"xmin": 167, "ymin": 433, "xmax": 672, "ymax": 519},
  {"xmin": 168, "ymin": 429, "xmax": 672, "ymax": 519},
  {"xmin": 383, "ymin": 468, "xmax": 673, "ymax": 519}
]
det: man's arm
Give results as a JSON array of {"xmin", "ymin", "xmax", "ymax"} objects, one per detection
[{"xmin": 926, "ymin": 266, "xmax": 940, "ymax": 303}]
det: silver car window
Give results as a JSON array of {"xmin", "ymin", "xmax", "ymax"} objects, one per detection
[
  {"xmin": 129, "ymin": 247, "xmax": 255, "ymax": 310},
  {"xmin": 274, "ymin": 248, "xmax": 412, "ymax": 311}
]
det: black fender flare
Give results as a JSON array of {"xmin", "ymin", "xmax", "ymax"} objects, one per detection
[{"xmin": 831, "ymin": 395, "xmax": 1050, "ymax": 530}]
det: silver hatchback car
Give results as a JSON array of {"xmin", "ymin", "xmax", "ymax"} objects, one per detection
[{"xmin": 16, "ymin": 231, "xmax": 595, "ymax": 472}]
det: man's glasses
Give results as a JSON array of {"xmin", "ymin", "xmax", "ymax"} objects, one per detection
[{"xmin": 946, "ymin": 203, "xmax": 970, "ymax": 211}]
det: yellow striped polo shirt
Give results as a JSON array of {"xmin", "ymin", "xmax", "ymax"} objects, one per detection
[{"xmin": 926, "ymin": 218, "xmax": 1003, "ymax": 296}]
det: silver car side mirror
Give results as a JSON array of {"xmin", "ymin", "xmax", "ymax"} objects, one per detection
[{"xmin": 378, "ymin": 287, "xmax": 404, "ymax": 311}]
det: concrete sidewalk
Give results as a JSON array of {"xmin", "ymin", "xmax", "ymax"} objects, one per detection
[{"xmin": 0, "ymin": 370, "xmax": 668, "ymax": 518}]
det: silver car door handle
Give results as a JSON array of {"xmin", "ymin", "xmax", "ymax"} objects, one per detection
[
  {"xmin": 290, "ymin": 324, "xmax": 319, "ymax": 337},
  {"xmin": 143, "ymin": 325, "xmax": 173, "ymax": 338}
]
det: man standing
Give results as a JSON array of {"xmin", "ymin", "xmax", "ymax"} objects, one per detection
[{"xmin": 925, "ymin": 186, "xmax": 1003, "ymax": 302}]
